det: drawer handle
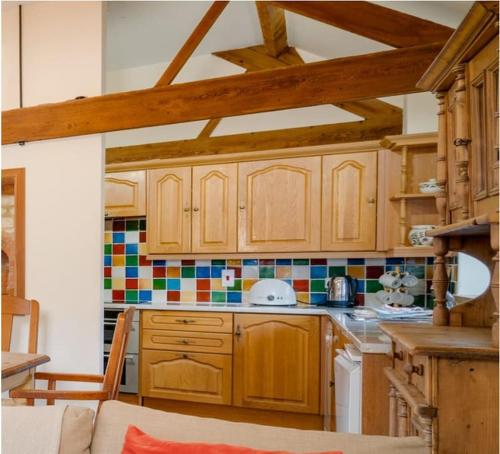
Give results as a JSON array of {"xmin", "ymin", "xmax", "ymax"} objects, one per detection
[
  {"xmin": 404, "ymin": 363, "xmax": 424, "ymax": 376},
  {"xmin": 182, "ymin": 354, "xmax": 189, "ymax": 359},
  {"xmin": 175, "ymin": 319, "xmax": 196, "ymax": 324},
  {"xmin": 393, "ymin": 351, "xmax": 404, "ymax": 361},
  {"xmin": 177, "ymin": 339, "xmax": 192, "ymax": 345}
]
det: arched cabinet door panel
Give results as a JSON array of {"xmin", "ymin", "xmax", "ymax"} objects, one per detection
[
  {"xmin": 192, "ymin": 164, "xmax": 237, "ymax": 253},
  {"xmin": 233, "ymin": 314, "xmax": 320, "ymax": 414},
  {"xmin": 238, "ymin": 157, "xmax": 321, "ymax": 252},
  {"xmin": 322, "ymin": 152, "xmax": 377, "ymax": 251},
  {"xmin": 105, "ymin": 171, "xmax": 146, "ymax": 217},
  {"xmin": 147, "ymin": 167, "xmax": 191, "ymax": 254}
]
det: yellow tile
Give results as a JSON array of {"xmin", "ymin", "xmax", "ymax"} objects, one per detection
[
  {"xmin": 243, "ymin": 279, "xmax": 257, "ymax": 291},
  {"xmin": 276, "ymin": 266, "xmax": 291, "ymax": 279},
  {"xmin": 426, "ymin": 266, "xmax": 433, "ymax": 280},
  {"xmin": 227, "ymin": 259, "xmax": 241, "ymax": 266},
  {"xmin": 296, "ymin": 292, "xmax": 309, "ymax": 304},
  {"xmin": 104, "ymin": 232, "xmax": 112, "ymax": 243},
  {"xmin": 113, "ymin": 278, "xmax": 125, "ymax": 290},
  {"xmin": 112, "ymin": 255, "xmax": 125, "ymax": 267},
  {"xmin": 139, "ymin": 279, "xmax": 151, "ymax": 290},
  {"xmin": 211, "ymin": 279, "xmax": 224, "ymax": 291},
  {"xmin": 181, "ymin": 291, "xmax": 196, "ymax": 303},
  {"xmin": 347, "ymin": 266, "xmax": 364, "ymax": 279},
  {"xmin": 167, "ymin": 267, "xmax": 180, "ymax": 278},
  {"xmin": 139, "ymin": 243, "xmax": 148, "ymax": 256}
]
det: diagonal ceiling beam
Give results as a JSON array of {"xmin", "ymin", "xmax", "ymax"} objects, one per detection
[
  {"xmin": 255, "ymin": 1, "xmax": 288, "ymax": 57},
  {"xmin": 2, "ymin": 42, "xmax": 443, "ymax": 145},
  {"xmin": 270, "ymin": 1, "xmax": 453, "ymax": 48},
  {"xmin": 155, "ymin": 1, "xmax": 229, "ymax": 86}
]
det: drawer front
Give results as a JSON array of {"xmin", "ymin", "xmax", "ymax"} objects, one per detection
[
  {"xmin": 142, "ymin": 311, "xmax": 233, "ymax": 333},
  {"xmin": 142, "ymin": 329, "xmax": 232, "ymax": 354},
  {"xmin": 393, "ymin": 341, "xmax": 406, "ymax": 374},
  {"xmin": 141, "ymin": 350, "xmax": 232, "ymax": 405}
]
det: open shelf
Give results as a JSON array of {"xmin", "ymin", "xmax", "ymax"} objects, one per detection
[
  {"xmin": 388, "ymin": 246, "xmax": 434, "ymax": 257},
  {"xmin": 428, "ymin": 214, "xmax": 497, "ymax": 237},
  {"xmin": 390, "ymin": 193, "xmax": 437, "ymax": 201}
]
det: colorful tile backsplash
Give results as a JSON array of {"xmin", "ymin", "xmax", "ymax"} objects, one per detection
[{"xmin": 104, "ymin": 218, "xmax": 457, "ymax": 308}]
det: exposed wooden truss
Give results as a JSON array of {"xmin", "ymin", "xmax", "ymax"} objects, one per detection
[
  {"xmin": 2, "ymin": 42, "xmax": 443, "ymax": 145},
  {"xmin": 255, "ymin": 2, "xmax": 288, "ymax": 57},
  {"xmin": 270, "ymin": 1, "xmax": 453, "ymax": 48}
]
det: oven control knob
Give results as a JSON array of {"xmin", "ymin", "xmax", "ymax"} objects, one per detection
[{"xmin": 267, "ymin": 295, "xmax": 275, "ymax": 301}]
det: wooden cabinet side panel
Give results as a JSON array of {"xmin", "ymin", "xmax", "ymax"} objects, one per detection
[
  {"xmin": 233, "ymin": 314, "xmax": 320, "ymax": 414},
  {"xmin": 105, "ymin": 170, "xmax": 146, "ymax": 217}
]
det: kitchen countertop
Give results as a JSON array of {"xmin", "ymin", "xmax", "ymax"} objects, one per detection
[{"xmin": 105, "ymin": 301, "xmax": 394, "ymax": 354}]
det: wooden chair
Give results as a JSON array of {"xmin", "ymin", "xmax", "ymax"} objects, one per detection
[
  {"xmin": 11, "ymin": 307, "xmax": 135, "ymax": 407},
  {"xmin": 2, "ymin": 295, "xmax": 40, "ymax": 354}
]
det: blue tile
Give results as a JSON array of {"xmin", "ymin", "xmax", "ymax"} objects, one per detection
[
  {"xmin": 356, "ymin": 280, "xmax": 365, "ymax": 293},
  {"xmin": 112, "ymin": 232, "xmax": 125, "ymax": 244},
  {"xmin": 196, "ymin": 267, "xmax": 210, "ymax": 278},
  {"xmin": 139, "ymin": 290, "xmax": 152, "ymax": 302},
  {"xmin": 347, "ymin": 258, "xmax": 365, "ymax": 265},
  {"xmin": 125, "ymin": 244, "xmax": 138, "ymax": 255},
  {"xmin": 227, "ymin": 292, "xmax": 242, "ymax": 303},
  {"xmin": 426, "ymin": 257, "xmax": 435, "ymax": 265},
  {"xmin": 311, "ymin": 293, "xmax": 327, "ymax": 305},
  {"xmin": 276, "ymin": 259, "xmax": 292, "ymax": 265},
  {"xmin": 125, "ymin": 267, "xmax": 138, "ymax": 278},
  {"xmin": 387, "ymin": 257, "xmax": 404, "ymax": 265},
  {"xmin": 152, "ymin": 260, "xmax": 166, "ymax": 267},
  {"xmin": 310, "ymin": 266, "xmax": 327, "ymax": 279},
  {"xmin": 211, "ymin": 266, "xmax": 224, "ymax": 279},
  {"xmin": 243, "ymin": 259, "xmax": 258, "ymax": 266},
  {"xmin": 281, "ymin": 279, "xmax": 292, "ymax": 286},
  {"xmin": 167, "ymin": 279, "xmax": 180, "ymax": 290},
  {"xmin": 104, "ymin": 255, "xmax": 112, "ymax": 266}
]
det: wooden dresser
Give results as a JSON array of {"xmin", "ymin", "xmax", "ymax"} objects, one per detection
[{"xmin": 381, "ymin": 323, "xmax": 499, "ymax": 454}]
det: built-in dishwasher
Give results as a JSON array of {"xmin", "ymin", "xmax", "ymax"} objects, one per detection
[{"xmin": 334, "ymin": 343, "xmax": 362, "ymax": 433}]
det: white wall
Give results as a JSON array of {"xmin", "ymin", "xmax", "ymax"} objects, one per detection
[{"xmin": 2, "ymin": 2, "xmax": 104, "ymax": 393}]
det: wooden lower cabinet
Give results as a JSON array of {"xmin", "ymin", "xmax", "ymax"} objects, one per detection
[
  {"xmin": 233, "ymin": 314, "xmax": 320, "ymax": 414},
  {"xmin": 141, "ymin": 349, "xmax": 232, "ymax": 405}
]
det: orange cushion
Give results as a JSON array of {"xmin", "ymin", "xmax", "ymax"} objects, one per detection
[{"xmin": 121, "ymin": 425, "xmax": 343, "ymax": 454}]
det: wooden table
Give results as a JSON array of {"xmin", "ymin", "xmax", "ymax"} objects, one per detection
[{"xmin": 2, "ymin": 352, "xmax": 50, "ymax": 392}]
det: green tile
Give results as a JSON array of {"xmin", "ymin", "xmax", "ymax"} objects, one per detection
[
  {"xmin": 366, "ymin": 280, "xmax": 383, "ymax": 293},
  {"xmin": 293, "ymin": 259, "xmax": 310, "ymax": 265},
  {"xmin": 153, "ymin": 279, "xmax": 166, "ymax": 290},
  {"xmin": 211, "ymin": 291, "xmax": 226, "ymax": 303},
  {"xmin": 328, "ymin": 266, "xmax": 346, "ymax": 277},
  {"xmin": 229, "ymin": 279, "xmax": 242, "ymax": 291},
  {"xmin": 413, "ymin": 295, "xmax": 426, "ymax": 307},
  {"xmin": 259, "ymin": 266, "xmax": 275, "ymax": 278},
  {"xmin": 104, "ymin": 244, "xmax": 112, "ymax": 255},
  {"xmin": 126, "ymin": 290, "xmax": 138, "ymax": 301},
  {"xmin": 182, "ymin": 267, "xmax": 195, "ymax": 278},
  {"xmin": 311, "ymin": 279, "xmax": 326, "ymax": 292},
  {"xmin": 104, "ymin": 278, "xmax": 112, "ymax": 289},
  {"xmin": 139, "ymin": 219, "xmax": 146, "ymax": 231},
  {"xmin": 211, "ymin": 259, "xmax": 226, "ymax": 266},
  {"xmin": 126, "ymin": 255, "xmax": 138, "ymax": 266},
  {"xmin": 126, "ymin": 219, "xmax": 139, "ymax": 231},
  {"xmin": 427, "ymin": 294, "xmax": 435, "ymax": 308}
]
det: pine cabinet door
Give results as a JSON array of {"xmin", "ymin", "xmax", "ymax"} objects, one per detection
[
  {"xmin": 233, "ymin": 314, "xmax": 320, "ymax": 414},
  {"xmin": 147, "ymin": 167, "xmax": 191, "ymax": 254},
  {"xmin": 192, "ymin": 164, "xmax": 237, "ymax": 253},
  {"xmin": 141, "ymin": 349, "xmax": 232, "ymax": 405},
  {"xmin": 322, "ymin": 152, "xmax": 377, "ymax": 251},
  {"xmin": 104, "ymin": 171, "xmax": 146, "ymax": 217},
  {"xmin": 238, "ymin": 157, "xmax": 321, "ymax": 252}
]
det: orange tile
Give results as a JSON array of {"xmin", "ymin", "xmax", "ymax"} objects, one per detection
[
  {"xmin": 112, "ymin": 255, "xmax": 125, "ymax": 267},
  {"xmin": 243, "ymin": 279, "xmax": 257, "ymax": 291},
  {"xmin": 167, "ymin": 267, "xmax": 180, "ymax": 278},
  {"xmin": 347, "ymin": 265, "xmax": 364, "ymax": 279},
  {"xmin": 276, "ymin": 266, "xmax": 291, "ymax": 279},
  {"xmin": 104, "ymin": 232, "xmax": 112, "ymax": 243},
  {"xmin": 139, "ymin": 279, "xmax": 151, "ymax": 290},
  {"xmin": 180, "ymin": 291, "xmax": 196, "ymax": 303},
  {"xmin": 227, "ymin": 259, "xmax": 241, "ymax": 266},
  {"xmin": 113, "ymin": 278, "xmax": 125, "ymax": 290},
  {"xmin": 211, "ymin": 279, "xmax": 224, "ymax": 291}
]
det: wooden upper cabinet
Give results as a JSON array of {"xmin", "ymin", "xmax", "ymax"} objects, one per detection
[
  {"xmin": 192, "ymin": 164, "xmax": 237, "ymax": 253},
  {"xmin": 322, "ymin": 152, "xmax": 377, "ymax": 251},
  {"xmin": 104, "ymin": 171, "xmax": 146, "ymax": 217},
  {"xmin": 233, "ymin": 314, "xmax": 320, "ymax": 414},
  {"xmin": 147, "ymin": 167, "xmax": 191, "ymax": 254},
  {"xmin": 238, "ymin": 157, "xmax": 321, "ymax": 252}
]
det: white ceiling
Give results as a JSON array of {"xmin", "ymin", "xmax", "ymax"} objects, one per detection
[{"xmin": 105, "ymin": 1, "xmax": 473, "ymax": 71}]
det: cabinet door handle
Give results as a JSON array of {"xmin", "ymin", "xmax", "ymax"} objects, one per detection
[
  {"xmin": 193, "ymin": 207, "xmax": 199, "ymax": 212},
  {"xmin": 235, "ymin": 325, "xmax": 241, "ymax": 337},
  {"xmin": 367, "ymin": 197, "xmax": 376, "ymax": 204},
  {"xmin": 239, "ymin": 205, "xmax": 245, "ymax": 210},
  {"xmin": 183, "ymin": 207, "xmax": 190, "ymax": 212}
]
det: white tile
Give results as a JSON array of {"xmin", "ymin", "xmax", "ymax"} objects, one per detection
[
  {"xmin": 112, "ymin": 266, "xmax": 125, "ymax": 278},
  {"xmin": 292, "ymin": 265, "xmax": 309, "ymax": 279},
  {"xmin": 152, "ymin": 290, "xmax": 166, "ymax": 304},
  {"xmin": 125, "ymin": 231, "xmax": 139, "ymax": 244},
  {"xmin": 242, "ymin": 292, "xmax": 250, "ymax": 303},
  {"xmin": 365, "ymin": 258, "xmax": 386, "ymax": 266},
  {"xmin": 327, "ymin": 259, "xmax": 347, "ymax": 266},
  {"xmin": 103, "ymin": 290, "xmax": 113, "ymax": 302},
  {"xmin": 195, "ymin": 260, "xmax": 211, "ymax": 266},
  {"xmin": 139, "ymin": 267, "xmax": 152, "ymax": 279},
  {"xmin": 166, "ymin": 260, "xmax": 181, "ymax": 266},
  {"xmin": 242, "ymin": 265, "xmax": 258, "ymax": 278},
  {"xmin": 181, "ymin": 278, "xmax": 196, "ymax": 292}
]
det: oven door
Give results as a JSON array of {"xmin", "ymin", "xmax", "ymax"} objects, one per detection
[{"xmin": 103, "ymin": 352, "xmax": 138, "ymax": 394}]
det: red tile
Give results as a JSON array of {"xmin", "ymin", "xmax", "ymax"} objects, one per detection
[
  {"xmin": 311, "ymin": 259, "xmax": 327, "ymax": 265},
  {"xmin": 167, "ymin": 291, "xmax": 180, "ymax": 302},
  {"xmin": 104, "ymin": 267, "xmax": 112, "ymax": 277},
  {"xmin": 355, "ymin": 294, "xmax": 365, "ymax": 306},
  {"xmin": 153, "ymin": 267, "xmax": 166, "ymax": 278},
  {"xmin": 197, "ymin": 292, "xmax": 210, "ymax": 303},
  {"xmin": 139, "ymin": 255, "xmax": 152, "ymax": 266},
  {"xmin": 293, "ymin": 280, "xmax": 309, "ymax": 292},
  {"xmin": 112, "ymin": 290, "xmax": 124, "ymax": 301},
  {"xmin": 182, "ymin": 260, "xmax": 195, "ymax": 266},
  {"xmin": 229, "ymin": 266, "xmax": 241, "ymax": 278},
  {"xmin": 259, "ymin": 259, "xmax": 274, "ymax": 266},
  {"xmin": 113, "ymin": 220, "xmax": 125, "ymax": 231},
  {"xmin": 139, "ymin": 231, "xmax": 147, "ymax": 243},
  {"xmin": 197, "ymin": 279, "xmax": 211, "ymax": 291},
  {"xmin": 113, "ymin": 244, "xmax": 125, "ymax": 255},
  {"xmin": 126, "ymin": 279, "xmax": 138, "ymax": 289},
  {"xmin": 366, "ymin": 266, "xmax": 384, "ymax": 279}
]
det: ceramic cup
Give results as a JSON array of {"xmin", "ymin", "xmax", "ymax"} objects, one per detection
[
  {"xmin": 379, "ymin": 271, "xmax": 402, "ymax": 289},
  {"xmin": 408, "ymin": 225, "xmax": 435, "ymax": 247},
  {"xmin": 419, "ymin": 178, "xmax": 443, "ymax": 194},
  {"xmin": 401, "ymin": 273, "xmax": 418, "ymax": 288}
]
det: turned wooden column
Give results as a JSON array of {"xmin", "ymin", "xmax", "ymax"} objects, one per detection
[
  {"xmin": 435, "ymin": 92, "xmax": 448, "ymax": 226},
  {"xmin": 388, "ymin": 384, "xmax": 398, "ymax": 436},
  {"xmin": 433, "ymin": 236, "xmax": 450, "ymax": 326},
  {"xmin": 397, "ymin": 395, "xmax": 409, "ymax": 437},
  {"xmin": 399, "ymin": 145, "xmax": 408, "ymax": 245},
  {"xmin": 452, "ymin": 65, "xmax": 471, "ymax": 220},
  {"xmin": 491, "ymin": 222, "xmax": 499, "ymax": 347}
]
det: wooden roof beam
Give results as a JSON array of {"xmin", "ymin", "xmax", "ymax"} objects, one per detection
[
  {"xmin": 255, "ymin": 1, "xmax": 288, "ymax": 58},
  {"xmin": 270, "ymin": 1, "xmax": 453, "ymax": 48},
  {"xmin": 2, "ymin": 42, "xmax": 442, "ymax": 145}
]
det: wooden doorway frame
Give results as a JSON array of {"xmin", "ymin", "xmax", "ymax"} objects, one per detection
[{"xmin": 2, "ymin": 168, "xmax": 25, "ymax": 297}]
